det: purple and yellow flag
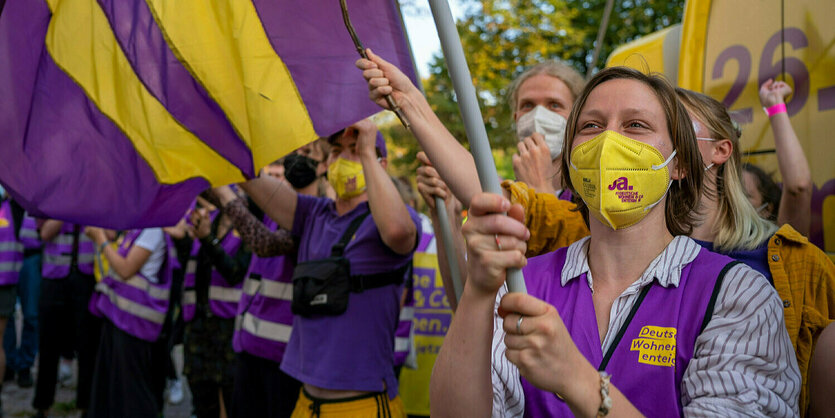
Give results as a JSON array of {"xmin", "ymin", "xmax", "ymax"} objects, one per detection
[{"xmin": 0, "ymin": 0, "xmax": 416, "ymax": 228}]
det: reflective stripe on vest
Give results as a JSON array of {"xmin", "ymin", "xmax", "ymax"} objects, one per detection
[
  {"xmin": 120, "ymin": 275, "xmax": 171, "ymax": 301},
  {"xmin": 95, "ymin": 281, "xmax": 166, "ymax": 325},
  {"xmin": 183, "ymin": 289, "xmax": 196, "ymax": 305},
  {"xmin": 19, "ymin": 215, "xmax": 40, "ymax": 250},
  {"xmin": 243, "ymin": 277, "xmax": 293, "ymax": 300},
  {"xmin": 209, "ymin": 285, "xmax": 242, "ymax": 303},
  {"xmin": 236, "ymin": 311, "xmax": 292, "ymax": 343},
  {"xmin": 0, "ymin": 202, "xmax": 23, "ymax": 285}
]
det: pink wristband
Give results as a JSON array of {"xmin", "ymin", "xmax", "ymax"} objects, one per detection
[{"xmin": 765, "ymin": 103, "xmax": 787, "ymax": 117}]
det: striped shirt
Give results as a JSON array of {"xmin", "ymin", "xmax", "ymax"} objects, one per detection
[{"xmin": 491, "ymin": 236, "xmax": 800, "ymax": 417}]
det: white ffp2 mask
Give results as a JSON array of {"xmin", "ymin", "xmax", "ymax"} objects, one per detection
[{"xmin": 516, "ymin": 105, "xmax": 567, "ymax": 160}]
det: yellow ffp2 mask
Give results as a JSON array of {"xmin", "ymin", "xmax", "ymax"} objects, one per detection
[
  {"xmin": 568, "ymin": 130, "xmax": 676, "ymax": 230},
  {"xmin": 327, "ymin": 158, "xmax": 366, "ymax": 199}
]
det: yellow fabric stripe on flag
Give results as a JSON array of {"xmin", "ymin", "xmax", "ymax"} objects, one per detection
[
  {"xmin": 44, "ymin": 0, "xmax": 244, "ymax": 186},
  {"xmin": 145, "ymin": 0, "xmax": 318, "ymax": 169}
]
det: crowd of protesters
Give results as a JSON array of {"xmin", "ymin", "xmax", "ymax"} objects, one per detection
[{"xmin": 0, "ymin": 46, "xmax": 832, "ymax": 418}]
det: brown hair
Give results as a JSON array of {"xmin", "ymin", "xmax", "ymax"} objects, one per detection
[
  {"xmin": 559, "ymin": 67, "xmax": 703, "ymax": 236},
  {"xmin": 506, "ymin": 61, "xmax": 586, "ymax": 118},
  {"xmin": 676, "ymin": 89, "xmax": 777, "ymax": 250}
]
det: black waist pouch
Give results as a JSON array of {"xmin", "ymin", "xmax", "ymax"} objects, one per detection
[
  {"xmin": 291, "ymin": 212, "xmax": 369, "ymax": 317},
  {"xmin": 291, "ymin": 256, "xmax": 351, "ymax": 316}
]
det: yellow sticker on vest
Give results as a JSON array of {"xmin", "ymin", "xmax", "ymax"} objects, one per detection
[{"xmin": 630, "ymin": 326, "xmax": 676, "ymax": 367}]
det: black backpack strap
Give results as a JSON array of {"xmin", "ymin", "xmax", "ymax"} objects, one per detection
[
  {"xmin": 330, "ymin": 211, "xmax": 371, "ymax": 257},
  {"xmin": 699, "ymin": 261, "xmax": 742, "ymax": 334},
  {"xmin": 350, "ymin": 263, "xmax": 410, "ymax": 292}
]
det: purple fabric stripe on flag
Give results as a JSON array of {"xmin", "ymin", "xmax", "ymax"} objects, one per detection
[
  {"xmin": 417, "ymin": 232, "xmax": 433, "ymax": 253},
  {"xmin": 5, "ymin": 49, "xmax": 208, "ymax": 228},
  {"xmin": 96, "ymin": 0, "xmax": 255, "ymax": 178},
  {"xmin": 251, "ymin": 0, "xmax": 418, "ymax": 137}
]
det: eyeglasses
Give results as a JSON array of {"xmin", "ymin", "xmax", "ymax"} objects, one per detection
[{"xmin": 696, "ymin": 137, "xmax": 718, "ymax": 142}]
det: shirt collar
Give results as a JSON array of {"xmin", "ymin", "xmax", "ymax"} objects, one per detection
[{"xmin": 560, "ymin": 235, "xmax": 702, "ymax": 290}]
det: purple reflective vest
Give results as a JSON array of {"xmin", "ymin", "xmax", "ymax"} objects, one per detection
[
  {"xmin": 232, "ymin": 217, "xmax": 295, "ymax": 363},
  {"xmin": 42, "ymin": 222, "xmax": 94, "ymax": 278},
  {"xmin": 520, "ymin": 246, "xmax": 737, "ymax": 417},
  {"xmin": 0, "ymin": 201, "xmax": 23, "ymax": 286},
  {"xmin": 183, "ymin": 228, "xmax": 244, "ymax": 321},
  {"xmin": 91, "ymin": 230, "xmax": 173, "ymax": 342},
  {"xmin": 18, "ymin": 213, "xmax": 41, "ymax": 251}
]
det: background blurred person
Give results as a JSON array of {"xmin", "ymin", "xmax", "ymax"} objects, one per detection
[
  {"xmin": 85, "ymin": 226, "xmax": 172, "ymax": 418},
  {"xmin": 32, "ymin": 220, "xmax": 99, "ymax": 418},
  {"xmin": 182, "ymin": 197, "xmax": 251, "ymax": 418},
  {"xmin": 678, "ymin": 87, "xmax": 834, "ymax": 416},
  {"xmin": 3, "ymin": 200, "xmax": 40, "ymax": 389}
]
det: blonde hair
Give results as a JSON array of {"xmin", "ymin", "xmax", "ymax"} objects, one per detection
[
  {"xmin": 675, "ymin": 88, "xmax": 777, "ymax": 251},
  {"xmin": 507, "ymin": 61, "xmax": 586, "ymax": 116}
]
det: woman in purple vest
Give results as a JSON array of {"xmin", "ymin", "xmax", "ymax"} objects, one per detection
[
  {"xmin": 84, "ymin": 227, "xmax": 171, "ymax": 417},
  {"xmin": 234, "ymin": 119, "xmax": 420, "ymax": 417},
  {"xmin": 432, "ymin": 67, "xmax": 800, "ymax": 417},
  {"xmin": 183, "ymin": 200, "xmax": 251, "ymax": 418}
]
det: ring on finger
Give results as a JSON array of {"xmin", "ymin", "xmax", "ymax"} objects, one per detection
[
  {"xmin": 516, "ymin": 315, "xmax": 524, "ymax": 334},
  {"xmin": 495, "ymin": 234, "xmax": 502, "ymax": 251}
]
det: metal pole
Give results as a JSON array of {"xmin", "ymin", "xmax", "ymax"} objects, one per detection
[
  {"xmin": 426, "ymin": 0, "xmax": 526, "ymax": 294},
  {"xmin": 587, "ymin": 0, "xmax": 615, "ymax": 78},
  {"xmin": 393, "ymin": 0, "xmax": 465, "ymax": 301}
]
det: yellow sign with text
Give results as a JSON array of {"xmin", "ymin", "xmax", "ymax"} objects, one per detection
[{"xmin": 630, "ymin": 326, "xmax": 677, "ymax": 367}]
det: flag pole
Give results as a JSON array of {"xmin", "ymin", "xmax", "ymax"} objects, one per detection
[
  {"xmin": 426, "ymin": 0, "xmax": 527, "ymax": 294},
  {"xmin": 391, "ymin": 1, "xmax": 465, "ymax": 302}
]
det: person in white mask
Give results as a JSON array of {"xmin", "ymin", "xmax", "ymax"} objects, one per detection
[{"xmin": 509, "ymin": 62, "xmax": 585, "ymax": 198}]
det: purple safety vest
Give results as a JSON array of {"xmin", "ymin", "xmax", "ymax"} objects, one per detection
[
  {"xmin": 232, "ymin": 217, "xmax": 296, "ymax": 363},
  {"xmin": 18, "ymin": 213, "xmax": 41, "ymax": 251},
  {"xmin": 182, "ymin": 227, "xmax": 244, "ymax": 321},
  {"xmin": 42, "ymin": 222, "xmax": 94, "ymax": 278},
  {"xmin": 0, "ymin": 201, "xmax": 23, "ymax": 286},
  {"xmin": 92, "ymin": 230, "xmax": 173, "ymax": 342},
  {"xmin": 520, "ymin": 246, "xmax": 737, "ymax": 417}
]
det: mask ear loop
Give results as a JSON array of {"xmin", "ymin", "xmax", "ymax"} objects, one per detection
[{"xmin": 645, "ymin": 150, "xmax": 678, "ymax": 212}]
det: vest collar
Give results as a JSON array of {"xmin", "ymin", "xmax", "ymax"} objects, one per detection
[{"xmin": 560, "ymin": 236, "xmax": 702, "ymax": 290}]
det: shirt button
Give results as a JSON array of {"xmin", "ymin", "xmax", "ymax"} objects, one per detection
[
  {"xmin": 783, "ymin": 300, "xmax": 791, "ymax": 308},
  {"xmin": 774, "ymin": 238, "xmax": 781, "ymax": 245},
  {"xmin": 772, "ymin": 254, "xmax": 780, "ymax": 262}
]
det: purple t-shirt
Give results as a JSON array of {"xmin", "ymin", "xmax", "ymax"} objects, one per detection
[
  {"xmin": 693, "ymin": 236, "xmax": 773, "ymax": 284},
  {"xmin": 281, "ymin": 195, "xmax": 421, "ymax": 398}
]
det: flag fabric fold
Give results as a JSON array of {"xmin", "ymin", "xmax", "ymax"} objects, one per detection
[{"xmin": 0, "ymin": 0, "xmax": 417, "ymax": 228}]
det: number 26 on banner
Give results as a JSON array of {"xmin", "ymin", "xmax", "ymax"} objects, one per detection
[{"xmin": 711, "ymin": 27, "xmax": 835, "ymax": 123}]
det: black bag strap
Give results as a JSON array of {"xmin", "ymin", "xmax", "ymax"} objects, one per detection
[
  {"xmin": 330, "ymin": 211, "xmax": 371, "ymax": 257},
  {"xmin": 699, "ymin": 261, "xmax": 742, "ymax": 334},
  {"xmin": 350, "ymin": 263, "xmax": 410, "ymax": 292}
]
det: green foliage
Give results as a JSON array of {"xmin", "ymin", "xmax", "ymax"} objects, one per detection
[{"xmin": 386, "ymin": 0, "xmax": 685, "ymax": 181}]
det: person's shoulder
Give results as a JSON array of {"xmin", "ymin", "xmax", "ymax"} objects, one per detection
[{"xmin": 774, "ymin": 224, "xmax": 834, "ymax": 268}]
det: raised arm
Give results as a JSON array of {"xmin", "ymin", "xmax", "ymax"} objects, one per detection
[
  {"xmin": 224, "ymin": 177, "xmax": 297, "ymax": 232},
  {"xmin": 357, "ymin": 50, "xmax": 484, "ymax": 207},
  {"xmin": 39, "ymin": 219, "xmax": 64, "ymax": 242},
  {"xmin": 86, "ymin": 227, "xmax": 151, "ymax": 279},
  {"xmin": 431, "ymin": 193, "xmax": 528, "ymax": 417},
  {"xmin": 354, "ymin": 120, "xmax": 417, "ymax": 255},
  {"xmin": 221, "ymin": 195, "xmax": 295, "ymax": 258},
  {"xmin": 760, "ymin": 79, "xmax": 812, "ymax": 235}
]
